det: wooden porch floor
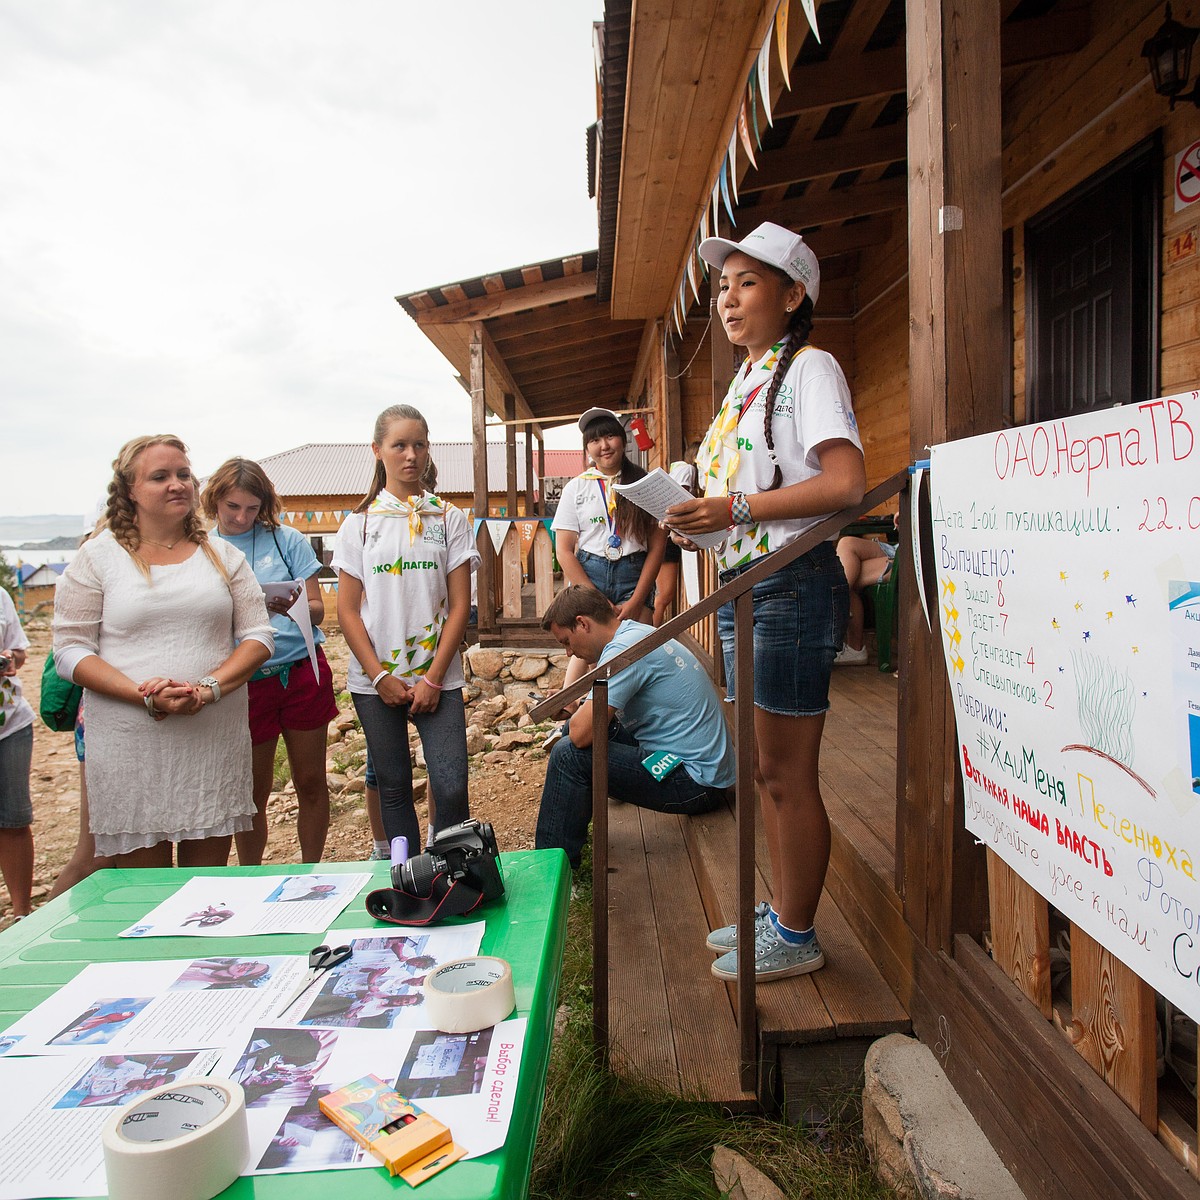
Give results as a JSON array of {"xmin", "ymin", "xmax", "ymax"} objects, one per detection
[{"xmin": 606, "ymin": 661, "xmax": 909, "ymax": 1111}]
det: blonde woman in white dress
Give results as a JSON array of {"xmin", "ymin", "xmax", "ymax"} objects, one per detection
[{"xmin": 53, "ymin": 435, "xmax": 273, "ymax": 867}]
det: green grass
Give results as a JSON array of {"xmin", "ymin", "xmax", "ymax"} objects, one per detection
[
  {"xmin": 272, "ymin": 740, "xmax": 292, "ymax": 790},
  {"xmin": 530, "ymin": 856, "xmax": 894, "ymax": 1200}
]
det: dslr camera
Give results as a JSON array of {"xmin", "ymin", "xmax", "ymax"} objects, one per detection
[{"xmin": 392, "ymin": 818, "xmax": 504, "ymax": 903}]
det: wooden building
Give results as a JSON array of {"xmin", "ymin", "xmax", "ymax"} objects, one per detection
[{"xmin": 401, "ymin": 3, "xmax": 1200, "ymax": 1196}]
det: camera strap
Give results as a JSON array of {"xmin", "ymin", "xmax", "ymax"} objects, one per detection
[{"xmin": 364, "ymin": 874, "xmax": 489, "ymax": 926}]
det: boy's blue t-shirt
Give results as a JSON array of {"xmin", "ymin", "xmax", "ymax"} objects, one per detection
[
  {"xmin": 596, "ymin": 619, "xmax": 735, "ymax": 789},
  {"xmin": 217, "ymin": 524, "xmax": 324, "ymax": 669}
]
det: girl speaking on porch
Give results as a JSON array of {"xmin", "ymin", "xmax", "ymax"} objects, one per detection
[{"xmin": 664, "ymin": 222, "xmax": 866, "ymax": 982}]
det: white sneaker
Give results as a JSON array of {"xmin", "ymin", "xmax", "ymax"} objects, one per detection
[{"xmin": 834, "ymin": 643, "xmax": 868, "ymax": 666}]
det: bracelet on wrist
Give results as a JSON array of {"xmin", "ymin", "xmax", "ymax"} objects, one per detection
[
  {"xmin": 421, "ymin": 677, "xmax": 444, "ymax": 691},
  {"xmin": 143, "ymin": 693, "xmax": 158, "ymax": 717},
  {"xmin": 730, "ymin": 491, "xmax": 753, "ymax": 525},
  {"xmin": 371, "ymin": 669, "xmax": 389, "ymax": 689}
]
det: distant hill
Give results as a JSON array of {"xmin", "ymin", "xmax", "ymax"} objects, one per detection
[{"xmin": 0, "ymin": 515, "xmax": 85, "ymax": 543}]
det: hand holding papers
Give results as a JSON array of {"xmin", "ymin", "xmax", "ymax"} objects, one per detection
[
  {"xmin": 260, "ymin": 580, "xmax": 319, "ymax": 674},
  {"xmin": 612, "ymin": 468, "xmax": 728, "ymax": 550}
]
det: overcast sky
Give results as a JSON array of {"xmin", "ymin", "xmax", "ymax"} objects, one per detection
[{"xmin": 1, "ymin": 1, "xmax": 602, "ymax": 516}]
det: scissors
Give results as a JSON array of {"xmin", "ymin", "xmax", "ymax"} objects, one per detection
[{"xmin": 278, "ymin": 943, "xmax": 353, "ymax": 1016}]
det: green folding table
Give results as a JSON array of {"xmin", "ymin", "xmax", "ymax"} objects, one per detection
[{"xmin": 0, "ymin": 851, "xmax": 570, "ymax": 1200}]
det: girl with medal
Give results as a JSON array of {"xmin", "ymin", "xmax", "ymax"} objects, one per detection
[
  {"xmin": 665, "ymin": 222, "xmax": 866, "ymax": 982},
  {"xmin": 333, "ymin": 405, "xmax": 479, "ymax": 851},
  {"xmin": 551, "ymin": 407, "xmax": 666, "ymax": 693}
]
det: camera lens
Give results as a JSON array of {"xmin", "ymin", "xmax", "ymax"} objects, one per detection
[{"xmin": 399, "ymin": 853, "xmax": 440, "ymax": 897}]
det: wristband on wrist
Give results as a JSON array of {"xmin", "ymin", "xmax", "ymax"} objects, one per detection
[
  {"xmin": 421, "ymin": 677, "xmax": 444, "ymax": 691},
  {"xmin": 730, "ymin": 491, "xmax": 753, "ymax": 525},
  {"xmin": 143, "ymin": 693, "xmax": 158, "ymax": 717},
  {"xmin": 371, "ymin": 669, "xmax": 389, "ymax": 689}
]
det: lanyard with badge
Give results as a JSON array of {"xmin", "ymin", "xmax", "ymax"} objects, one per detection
[{"xmin": 594, "ymin": 478, "xmax": 623, "ymax": 561}]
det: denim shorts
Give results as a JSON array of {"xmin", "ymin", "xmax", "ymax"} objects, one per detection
[
  {"xmin": 717, "ymin": 541, "xmax": 849, "ymax": 717},
  {"xmin": 578, "ymin": 550, "xmax": 654, "ymax": 609},
  {"xmin": 0, "ymin": 724, "xmax": 34, "ymax": 828}
]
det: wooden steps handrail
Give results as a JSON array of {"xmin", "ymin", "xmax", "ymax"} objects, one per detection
[{"xmin": 527, "ymin": 466, "xmax": 909, "ymax": 1083}]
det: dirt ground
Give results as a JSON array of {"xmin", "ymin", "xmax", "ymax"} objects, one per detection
[{"xmin": 9, "ymin": 620, "xmax": 547, "ymax": 922}]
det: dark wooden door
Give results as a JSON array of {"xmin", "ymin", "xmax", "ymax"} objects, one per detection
[{"xmin": 1025, "ymin": 143, "xmax": 1158, "ymax": 421}]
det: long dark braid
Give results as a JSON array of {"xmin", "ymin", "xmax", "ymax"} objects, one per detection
[{"xmin": 759, "ymin": 294, "xmax": 814, "ymax": 492}]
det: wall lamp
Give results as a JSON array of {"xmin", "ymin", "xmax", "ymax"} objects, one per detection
[{"xmin": 1143, "ymin": 4, "xmax": 1200, "ymax": 109}]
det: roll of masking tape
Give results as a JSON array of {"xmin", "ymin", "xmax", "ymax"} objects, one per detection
[
  {"xmin": 102, "ymin": 1077, "xmax": 249, "ymax": 1200},
  {"xmin": 422, "ymin": 955, "xmax": 516, "ymax": 1033}
]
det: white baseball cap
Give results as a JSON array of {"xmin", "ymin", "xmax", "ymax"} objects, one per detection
[
  {"xmin": 578, "ymin": 407, "xmax": 622, "ymax": 432},
  {"xmin": 698, "ymin": 221, "xmax": 820, "ymax": 307}
]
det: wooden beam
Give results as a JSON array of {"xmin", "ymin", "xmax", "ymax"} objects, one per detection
[
  {"xmin": 742, "ymin": 177, "xmax": 908, "ymax": 230},
  {"xmin": 487, "ymin": 297, "xmax": 630, "ymax": 342},
  {"xmin": 802, "ymin": 216, "xmax": 892, "ymax": 258},
  {"xmin": 413, "ymin": 272, "xmax": 597, "ymax": 326},
  {"xmin": 523, "ymin": 427, "xmax": 535, "ymax": 517},
  {"xmin": 626, "ymin": 318, "xmax": 662, "ymax": 404},
  {"xmin": 504, "ymin": 395, "xmax": 518, "ymax": 519},
  {"xmin": 470, "ymin": 328, "xmax": 496, "ymax": 638},
  {"xmin": 741, "ymin": 125, "xmax": 907, "ymax": 194},
  {"xmin": 472, "ymin": 322, "xmax": 544, "ymax": 436},
  {"xmin": 902, "ymin": 0, "xmax": 1004, "ymax": 952}
]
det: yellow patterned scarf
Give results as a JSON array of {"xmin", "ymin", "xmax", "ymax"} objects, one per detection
[
  {"xmin": 368, "ymin": 491, "xmax": 443, "ymax": 541},
  {"xmin": 696, "ymin": 344, "xmax": 782, "ymax": 498}
]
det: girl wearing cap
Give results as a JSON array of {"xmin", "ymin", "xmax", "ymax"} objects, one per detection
[
  {"xmin": 551, "ymin": 408, "xmax": 667, "ymax": 695},
  {"xmin": 203, "ymin": 458, "xmax": 339, "ymax": 865},
  {"xmin": 333, "ymin": 405, "xmax": 478, "ymax": 853},
  {"xmin": 665, "ymin": 222, "xmax": 865, "ymax": 983}
]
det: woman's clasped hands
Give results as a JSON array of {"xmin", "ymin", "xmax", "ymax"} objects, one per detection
[{"xmin": 138, "ymin": 677, "xmax": 206, "ymax": 719}]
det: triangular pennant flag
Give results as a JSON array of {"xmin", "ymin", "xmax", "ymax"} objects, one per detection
[
  {"xmin": 800, "ymin": 0, "xmax": 820, "ymax": 42},
  {"xmin": 719, "ymin": 157, "xmax": 736, "ymax": 225},
  {"xmin": 776, "ymin": 0, "xmax": 793, "ymax": 83},
  {"xmin": 749, "ymin": 71, "xmax": 763, "ymax": 150},
  {"xmin": 484, "ymin": 520, "xmax": 507, "ymax": 556},
  {"xmin": 727, "ymin": 131, "xmax": 740, "ymax": 206},
  {"xmin": 700, "ymin": 204, "xmax": 710, "ymax": 244},
  {"xmin": 757, "ymin": 39, "xmax": 773, "ymax": 126},
  {"xmin": 686, "ymin": 250, "xmax": 700, "ymax": 305},
  {"xmin": 737, "ymin": 98, "xmax": 757, "ymax": 170},
  {"xmin": 711, "ymin": 179, "xmax": 722, "ymax": 237}
]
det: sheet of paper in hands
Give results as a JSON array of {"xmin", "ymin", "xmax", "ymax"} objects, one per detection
[
  {"xmin": 612, "ymin": 468, "xmax": 727, "ymax": 550},
  {"xmin": 261, "ymin": 580, "xmax": 319, "ymax": 674}
]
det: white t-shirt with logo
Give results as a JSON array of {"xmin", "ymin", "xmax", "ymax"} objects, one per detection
[
  {"xmin": 0, "ymin": 588, "xmax": 33, "ymax": 742},
  {"xmin": 552, "ymin": 473, "xmax": 650, "ymax": 557},
  {"xmin": 331, "ymin": 492, "xmax": 479, "ymax": 694},
  {"xmin": 719, "ymin": 346, "xmax": 862, "ymax": 571}
]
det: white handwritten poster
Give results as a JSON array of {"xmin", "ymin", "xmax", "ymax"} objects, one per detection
[{"xmin": 931, "ymin": 392, "xmax": 1200, "ymax": 1020}]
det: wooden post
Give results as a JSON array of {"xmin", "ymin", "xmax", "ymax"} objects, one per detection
[
  {"xmin": 504, "ymin": 394, "xmax": 518, "ymax": 519},
  {"xmin": 536, "ymin": 437, "xmax": 546, "ymax": 516},
  {"xmin": 470, "ymin": 326, "xmax": 496, "ymax": 639},
  {"xmin": 734, "ymin": 590, "xmax": 757, "ymax": 1091},
  {"xmin": 901, "ymin": 0, "xmax": 1004, "ymax": 952},
  {"xmin": 523, "ymin": 424, "xmax": 535, "ymax": 518},
  {"xmin": 592, "ymin": 678, "xmax": 610, "ymax": 1062}
]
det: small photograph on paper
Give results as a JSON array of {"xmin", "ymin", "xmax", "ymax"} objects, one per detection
[
  {"xmin": 48, "ymin": 997, "xmax": 152, "ymax": 1047},
  {"xmin": 255, "ymin": 1088, "xmax": 364, "ymax": 1173},
  {"xmin": 168, "ymin": 957, "xmax": 277, "ymax": 991},
  {"xmin": 0, "ymin": 1034, "xmax": 24, "ymax": 1056},
  {"xmin": 230, "ymin": 1026, "xmax": 337, "ymax": 1109},
  {"xmin": 265, "ymin": 877, "xmax": 346, "ymax": 904},
  {"xmin": 181, "ymin": 904, "xmax": 236, "ymax": 929},
  {"xmin": 53, "ymin": 1052, "xmax": 199, "ymax": 1109},
  {"xmin": 397, "ymin": 1029, "xmax": 493, "ymax": 1099}
]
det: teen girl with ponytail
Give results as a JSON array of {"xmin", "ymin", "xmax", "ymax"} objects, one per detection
[
  {"xmin": 332, "ymin": 405, "xmax": 478, "ymax": 851},
  {"xmin": 665, "ymin": 223, "xmax": 866, "ymax": 982}
]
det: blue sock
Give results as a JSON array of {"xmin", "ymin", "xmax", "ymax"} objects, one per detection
[{"xmin": 770, "ymin": 913, "xmax": 815, "ymax": 945}]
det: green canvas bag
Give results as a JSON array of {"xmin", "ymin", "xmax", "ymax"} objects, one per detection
[{"xmin": 40, "ymin": 650, "xmax": 82, "ymax": 732}]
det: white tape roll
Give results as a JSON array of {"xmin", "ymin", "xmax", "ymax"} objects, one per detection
[
  {"xmin": 422, "ymin": 955, "xmax": 516, "ymax": 1033},
  {"xmin": 102, "ymin": 1077, "xmax": 249, "ymax": 1200}
]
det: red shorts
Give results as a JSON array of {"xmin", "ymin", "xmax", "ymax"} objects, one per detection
[{"xmin": 247, "ymin": 646, "xmax": 340, "ymax": 746}]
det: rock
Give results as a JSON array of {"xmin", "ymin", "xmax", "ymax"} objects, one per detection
[
  {"xmin": 712, "ymin": 1146, "xmax": 787, "ymax": 1200},
  {"xmin": 412, "ymin": 778, "xmax": 427, "ymax": 802},
  {"xmin": 517, "ymin": 713, "xmax": 533, "ymax": 728},
  {"xmin": 472, "ymin": 678, "xmax": 505, "ymax": 699},
  {"xmin": 494, "ymin": 720, "xmax": 517, "ymax": 733},
  {"xmin": 464, "ymin": 726, "xmax": 487, "ymax": 755},
  {"xmin": 344, "ymin": 732, "xmax": 367, "ymax": 755},
  {"xmin": 335, "ymin": 713, "xmax": 357, "ymax": 732},
  {"xmin": 327, "ymin": 773, "xmax": 348, "ymax": 792},
  {"xmin": 502, "ymin": 684, "xmax": 536, "ymax": 707},
  {"xmin": 483, "ymin": 750, "xmax": 513, "ymax": 764},
  {"xmin": 343, "ymin": 778, "xmax": 366, "ymax": 795},
  {"xmin": 537, "ymin": 666, "xmax": 566, "ymax": 692},
  {"xmin": 495, "ymin": 730, "xmax": 534, "ymax": 751},
  {"xmin": 509, "ymin": 655, "xmax": 549, "ymax": 681},
  {"xmin": 465, "ymin": 647, "xmax": 504, "ymax": 680}
]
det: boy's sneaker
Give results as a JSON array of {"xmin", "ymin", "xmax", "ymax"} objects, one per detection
[
  {"xmin": 705, "ymin": 902, "xmax": 772, "ymax": 952},
  {"xmin": 368, "ymin": 847, "xmax": 391, "ymax": 862},
  {"xmin": 834, "ymin": 643, "xmax": 868, "ymax": 666},
  {"xmin": 710, "ymin": 922, "xmax": 825, "ymax": 981}
]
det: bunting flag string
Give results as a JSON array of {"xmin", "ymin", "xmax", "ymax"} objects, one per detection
[
  {"xmin": 776, "ymin": 0, "xmax": 793, "ymax": 83},
  {"xmin": 748, "ymin": 72, "xmax": 763, "ymax": 152},
  {"xmin": 756, "ymin": 38, "xmax": 773, "ymax": 127},
  {"xmin": 737, "ymin": 98, "xmax": 757, "ymax": 170},
  {"xmin": 800, "ymin": 0, "xmax": 820, "ymax": 42}
]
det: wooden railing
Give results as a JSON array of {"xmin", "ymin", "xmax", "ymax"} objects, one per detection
[{"xmin": 530, "ymin": 468, "xmax": 909, "ymax": 1086}]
